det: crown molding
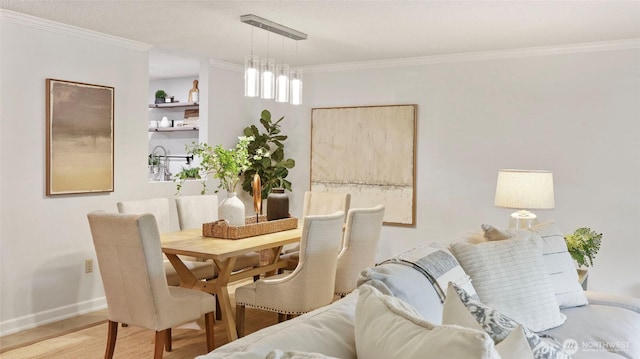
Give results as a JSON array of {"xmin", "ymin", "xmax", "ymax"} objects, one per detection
[
  {"xmin": 304, "ymin": 38, "xmax": 640, "ymax": 73},
  {"xmin": 0, "ymin": 9, "xmax": 152, "ymax": 51},
  {"xmin": 208, "ymin": 59, "xmax": 243, "ymax": 72}
]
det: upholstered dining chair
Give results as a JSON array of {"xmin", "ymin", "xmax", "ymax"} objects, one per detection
[
  {"xmin": 281, "ymin": 191, "xmax": 351, "ymax": 265},
  {"xmin": 117, "ymin": 198, "xmax": 215, "ymax": 286},
  {"xmin": 301, "ymin": 191, "xmax": 351, "ymax": 220},
  {"xmin": 87, "ymin": 211, "xmax": 215, "ymax": 359},
  {"xmin": 334, "ymin": 205, "xmax": 385, "ymax": 297},
  {"xmin": 235, "ymin": 211, "xmax": 345, "ymax": 337}
]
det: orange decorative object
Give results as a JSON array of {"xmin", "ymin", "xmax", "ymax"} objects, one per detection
[{"xmin": 252, "ymin": 174, "xmax": 262, "ymax": 214}]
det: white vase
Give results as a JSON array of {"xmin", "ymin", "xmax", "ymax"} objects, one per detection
[{"xmin": 219, "ymin": 192, "xmax": 245, "ymax": 226}]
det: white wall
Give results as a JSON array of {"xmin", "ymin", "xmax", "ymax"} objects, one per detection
[
  {"xmin": 0, "ymin": 13, "xmax": 217, "ymax": 335},
  {"xmin": 300, "ymin": 48, "xmax": 640, "ymax": 298}
]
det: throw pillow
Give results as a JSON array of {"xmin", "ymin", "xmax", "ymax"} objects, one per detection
[
  {"xmin": 391, "ymin": 244, "xmax": 478, "ymax": 301},
  {"xmin": 450, "ymin": 235, "xmax": 566, "ymax": 331},
  {"xmin": 481, "ymin": 221, "xmax": 588, "ymax": 308},
  {"xmin": 355, "ymin": 285, "xmax": 501, "ymax": 359},
  {"xmin": 444, "ymin": 282, "xmax": 572, "ymax": 359}
]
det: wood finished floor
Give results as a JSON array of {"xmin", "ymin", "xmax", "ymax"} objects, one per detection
[{"xmin": 0, "ymin": 279, "xmax": 279, "ymax": 357}]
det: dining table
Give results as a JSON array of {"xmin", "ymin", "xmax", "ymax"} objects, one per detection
[{"xmin": 161, "ymin": 225, "xmax": 303, "ymax": 342}]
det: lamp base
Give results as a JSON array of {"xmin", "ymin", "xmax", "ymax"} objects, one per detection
[{"xmin": 509, "ymin": 210, "xmax": 538, "ymax": 229}]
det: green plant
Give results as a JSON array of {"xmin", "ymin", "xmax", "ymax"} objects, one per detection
[
  {"xmin": 179, "ymin": 136, "xmax": 255, "ymax": 195},
  {"xmin": 148, "ymin": 156, "xmax": 159, "ymax": 166},
  {"xmin": 155, "ymin": 90, "xmax": 167, "ymax": 99},
  {"xmin": 241, "ymin": 110, "xmax": 296, "ymax": 201},
  {"xmin": 564, "ymin": 228, "xmax": 602, "ymax": 267},
  {"xmin": 174, "ymin": 167, "xmax": 201, "ymax": 193}
]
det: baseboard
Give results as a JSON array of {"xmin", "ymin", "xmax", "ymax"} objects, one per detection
[{"xmin": 0, "ymin": 297, "xmax": 107, "ymax": 337}]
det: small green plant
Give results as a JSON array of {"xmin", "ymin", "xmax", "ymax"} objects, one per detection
[
  {"xmin": 148, "ymin": 156, "xmax": 159, "ymax": 166},
  {"xmin": 155, "ymin": 90, "xmax": 167, "ymax": 99},
  {"xmin": 174, "ymin": 167, "xmax": 202, "ymax": 193},
  {"xmin": 565, "ymin": 228, "xmax": 602, "ymax": 267},
  {"xmin": 177, "ymin": 136, "xmax": 257, "ymax": 195}
]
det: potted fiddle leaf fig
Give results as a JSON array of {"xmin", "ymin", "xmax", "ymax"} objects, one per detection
[{"xmin": 241, "ymin": 110, "xmax": 295, "ymax": 203}]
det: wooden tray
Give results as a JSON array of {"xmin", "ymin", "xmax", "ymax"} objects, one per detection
[{"xmin": 203, "ymin": 215, "xmax": 298, "ymax": 239}]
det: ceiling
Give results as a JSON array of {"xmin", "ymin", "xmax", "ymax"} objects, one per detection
[{"xmin": 2, "ymin": 1, "xmax": 639, "ymax": 79}]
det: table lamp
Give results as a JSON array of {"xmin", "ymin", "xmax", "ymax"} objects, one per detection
[{"xmin": 494, "ymin": 169, "xmax": 555, "ymax": 229}]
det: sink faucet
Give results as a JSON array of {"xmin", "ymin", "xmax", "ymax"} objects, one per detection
[{"xmin": 151, "ymin": 145, "xmax": 171, "ymax": 181}]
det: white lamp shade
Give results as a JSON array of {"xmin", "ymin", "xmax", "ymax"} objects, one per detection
[{"xmin": 494, "ymin": 169, "xmax": 555, "ymax": 209}]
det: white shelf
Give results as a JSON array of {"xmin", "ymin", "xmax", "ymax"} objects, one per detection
[
  {"xmin": 149, "ymin": 127, "xmax": 199, "ymax": 132},
  {"xmin": 149, "ymin": 103, "xmax": 199, "ymax": 109}
]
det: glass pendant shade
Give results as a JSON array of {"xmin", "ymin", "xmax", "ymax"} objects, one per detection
[
  {"xmin": 244, "ymin": 55, "xmax": 260, "ymax": 97},
  {"xmin": 260, "ymin": 58, "xmax": 275, "ymax": 99},
  {"xmin": 275, "ymin": 64, "xmax": 290, "ymax": 103},
  {"xmin": 289, "ymin": 68, "xmax": 303, "ymax": 105}
]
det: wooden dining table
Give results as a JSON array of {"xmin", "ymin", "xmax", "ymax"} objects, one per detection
[{"xmin": 161, "ymin": 225, "xmax": 303, "ymax": 342}]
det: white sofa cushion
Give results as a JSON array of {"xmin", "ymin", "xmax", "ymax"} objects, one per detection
[
  {"xmin": 482, "ymin": 221, "xmax": 588, "ymax": 308},
  {"xmin": 201, "ymin": 292, "xmax": 358, "ymax": 359},
  {"xmin": 355, "ymin": 284, "xmax": 502, "ymax": 359},
  {"xmin": 450, "ymin": 234, "xmax": 566, "ymax": 331},
  {"xmin": 445, "ymin": 282, "xmax": 572, "ymax": 359},
  {"xmin": 266, "ymin": 350, "xmax": 340, "ymax": 359}
]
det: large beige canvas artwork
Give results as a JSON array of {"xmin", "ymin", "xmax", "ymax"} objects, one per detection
[
  {"xmin": 46, "ymin": 79, "xmax": 114, "ymax": 195},
  {"xmin": 311, "ymin": 105, "xmax": 416, "ymax": 226}
]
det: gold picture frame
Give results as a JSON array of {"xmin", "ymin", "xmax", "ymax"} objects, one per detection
[
  {"xmin": 311, "ymin": 104, "xmax": 417, "ymax": 226},
  {"xmin": 46, "ymin": 79, "xmax": 114, "ymax": 196}
]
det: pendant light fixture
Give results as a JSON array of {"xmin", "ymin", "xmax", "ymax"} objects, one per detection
[
  {"xmin": 289, "ymin": 68, "xmax": 303, "ymax": 105},
  {"xmin": 260, "ymin": 33, "xmax": 275, "ymax": 99},
  {"xmin": 275, "ymin": 37, "xmax": 289, "ymax": 103},
  {"xmin": 244, "ymin": 27, "xmax": 259, "ymax": 97},
  {"xmin": 241, "ymin": 14, "xmax": 307, "ymax": 104},
  {"xmin": 289, "ymin": 41, "xmax": 303, "ymax": 105}
]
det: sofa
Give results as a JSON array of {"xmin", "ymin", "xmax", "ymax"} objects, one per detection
[{"xmin": 199, "ymin": 222, "xmax": 640, "ymax": 359}]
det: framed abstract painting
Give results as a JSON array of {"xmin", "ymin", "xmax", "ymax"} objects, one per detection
[
  {"xmin": 46, "ymin": 79, "xmax": 114, "ymax": 195},
  {"xmin": 311, "ymin": 104, "xmax": 417, "ymax": 226}
]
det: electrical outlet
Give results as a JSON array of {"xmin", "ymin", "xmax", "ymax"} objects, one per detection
[{"xmin": 85, "ymin": 259, "xmax": 93, "ymax": 273}]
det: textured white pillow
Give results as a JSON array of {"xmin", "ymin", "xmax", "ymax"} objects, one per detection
[
  {"xmin": 444, "ymin": 282, "xmax": 572, "ymax": 359},
  {"xmin": 450, "ymin": 235, "xmax": 566, "ymax": 331},
  {"xmin": 355, "ymin": 285, "xmax": 501, "ymax": 359},
  {"xmin": 482, "ymin": 221, "xmax": 588, "ymax": 308}
]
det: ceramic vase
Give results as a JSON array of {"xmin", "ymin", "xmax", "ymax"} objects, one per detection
[
  {"xmin": 267, "ymin": 188, "xmax": 289, "ymax": 221},
  {"xmin": 219, "ymin": 192, "xmax": 245, "ymax": 226}
]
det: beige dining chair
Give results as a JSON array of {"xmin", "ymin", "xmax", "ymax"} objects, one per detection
[
  {"xmin": 301, "ymin": 191, "xmax": 352, "ymax": 220},
  {"xmin": 334, "ymin": 205, "xmax": 385, "ymax": 297},
  {"xmin": 235, "ymin": 211, "xmax": 345, "ymax": 337},
  {"xmin": 281, "ymin": 191, "xmax": 351, "ymax": 266},
  {"xmin": 87, "ymin": 211, "xmax": 215, "ymax": 359},
  {"xmin": 117, "ymin": 198, "xmax": 215, "ymax": 285}
]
